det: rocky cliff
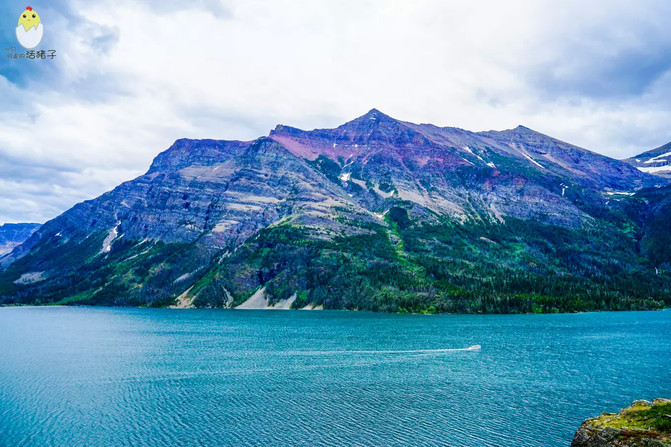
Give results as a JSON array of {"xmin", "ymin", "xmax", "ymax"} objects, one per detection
[
  {"xmin": 572, "ymin": 399, "xmax": 671, "ymax": 447},
  {"xmin": 1, "ymin": 110, "xmax": 670, "ymax": 311}
]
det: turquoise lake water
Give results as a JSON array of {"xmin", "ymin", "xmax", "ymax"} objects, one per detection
[{"xmin": 0, "ymin": 307, "xmax": 669, "ymax": 446}]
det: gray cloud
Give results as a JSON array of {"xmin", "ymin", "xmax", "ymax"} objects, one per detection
[
  {"xmin": 528, "ymin": 48, "xmax": 671, "ymax": 99},
  {"xmin": 2, "ymin": 0, "xmax": 671, "ymax": 224},
  {"xmin": 519, "ymin": 2, "xmax": 671, "ymax": 99},
  {"xmin": 140, "ymin": 0, "xmax": 232, "ymax": 18}
]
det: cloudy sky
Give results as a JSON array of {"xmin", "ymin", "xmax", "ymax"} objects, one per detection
[{"xmin": 2, "ymin": 0, "xmax": 671, "ymax": 224}]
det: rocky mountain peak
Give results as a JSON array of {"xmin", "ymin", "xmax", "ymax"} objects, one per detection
[
  {"xmin": 340, "ymin": 108, "xmax": 394, "ymax": 125},
  {"xmin": 147, "ymin": 138, "xmax": 250, "ymax": 174},
  {"xmin": 513, "ymin": 125, "xmax": 535, "ymax": 133},
  {"xmin": 307, "ymin": 109, "xmax": 431, "ymax": 148},
  {"xmin": 241, "ymin": 137, "xmax": 294, "ymax": 159},
  {"xmin": 335, "ymin": 108, "xmax": 403, "ymax": 134}
]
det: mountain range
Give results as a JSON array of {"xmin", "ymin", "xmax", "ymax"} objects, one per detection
[
  {"xmin": 1, "ymin": 110, "xmax": 670, "ymax": 312},
  {"xmin": 0, "ymin": 223, "xmax": 40, "ymax": 256},
  {"xmin": 624, "ymin": 142, "xmax": 671, "ymax": 178}
]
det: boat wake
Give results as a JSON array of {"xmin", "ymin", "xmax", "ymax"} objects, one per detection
[{"xmin": 287, "ymin": 345, "xmax": 482, "ymax": 356}]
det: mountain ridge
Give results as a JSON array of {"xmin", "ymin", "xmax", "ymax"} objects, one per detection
[
  {"xmin": 624, "ymin": 141, "xmax": 671, "ymax": 178},
  {"xmin": 0, "ymin": 223, "xmax": 41, "ymax": 256},
  {"xmin": 1, "ymin": 110, "xmax": 670, "ymax": 312}
]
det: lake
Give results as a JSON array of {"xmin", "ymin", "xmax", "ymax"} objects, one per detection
[{"xmin": 0, "ymin": 307, "xmax": 669, "ymax": 446}]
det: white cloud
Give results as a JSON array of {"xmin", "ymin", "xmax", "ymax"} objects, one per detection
[{"xmin": 1, "ymin": 0, "xmax": 671, "ymax": 223}]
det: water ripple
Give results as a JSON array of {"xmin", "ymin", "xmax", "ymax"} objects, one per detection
[{"xmin": 0, "ymin": 308, "xmax": 670, "ymax": 446}]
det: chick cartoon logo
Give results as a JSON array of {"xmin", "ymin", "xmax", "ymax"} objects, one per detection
[{"xmin": 16, "ymin": 6, "xmax": 43, "ymax": 49}]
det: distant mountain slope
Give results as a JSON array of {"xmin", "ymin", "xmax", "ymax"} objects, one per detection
[
  {"xmin": 624, "ymin": 141, "xmax": 671, "ymax": 178},
  {"xmin": 1, "ymin": 110, "xmax": 669, "ymax": 312},
  {"xmin": 0, "ymin": 223, "xmax": 40, "ymax": 256}
]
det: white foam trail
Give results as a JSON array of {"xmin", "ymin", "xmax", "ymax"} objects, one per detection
[{"xmin": 287, "ymin": 345, "xmax": 481, "ymax": 356}]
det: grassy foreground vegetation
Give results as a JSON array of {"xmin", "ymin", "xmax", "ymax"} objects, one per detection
[
  {"xmin": 590, "ymin": 402, "xmax": 671, "ymax": 433},
  {"xmin": 581, "ymin": 400, "xmax": 671, "ymax": 444}
]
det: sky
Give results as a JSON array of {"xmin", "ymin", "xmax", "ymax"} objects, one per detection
[{"xmin": 1, "ymin": 0, "xmax": 671, "ymax": 224}]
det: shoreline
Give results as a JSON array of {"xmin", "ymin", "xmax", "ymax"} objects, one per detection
[{"xmin": 0, "ymin": 303, "xmax": 667, "ymax": 316}]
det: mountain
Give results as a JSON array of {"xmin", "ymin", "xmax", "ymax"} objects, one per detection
[
  {"xmin": 624, "ymin": 142, "xmax": 671, "ymax": 178},
  {"xmin": 1, "ymin": 110, "xmax": 670, "ymax": 312},
  {"xmin": 0, "ymin": 223, "xmax": 41, "ymax": 256}
]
